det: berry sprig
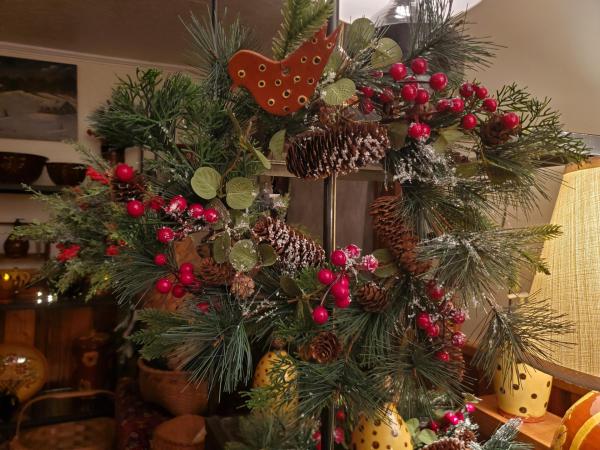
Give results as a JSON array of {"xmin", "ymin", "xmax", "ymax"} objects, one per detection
[{"xmin": 153, "ymin": 259, "xmax": 203, "ymax": 298}]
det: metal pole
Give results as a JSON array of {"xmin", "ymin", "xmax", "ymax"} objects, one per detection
[{"xmin": 211, "ymin": 0, "xmax": 217, "ymax": 28}]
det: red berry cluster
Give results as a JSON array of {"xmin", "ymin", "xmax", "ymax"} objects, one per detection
[
  {"xmin": 426, "ymin": 402, "xmax": 476, "ymax": 435},
  {"xmin": 154, "ymin": 260, "xmax": 203, "ymax": 297}
]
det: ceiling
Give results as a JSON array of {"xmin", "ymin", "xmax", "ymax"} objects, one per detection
[{"xmin": 0, "ymin": 0, "xmax": 283, "ymax": 65}]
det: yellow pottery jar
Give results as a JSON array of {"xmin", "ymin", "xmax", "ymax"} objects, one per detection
[
  {"xmin": 493, "ymin": 360, "xmax": 552, "ymax": 422},
  {"xmin": 351, "ymin": 404, "xmax": 413, "ymax": 450},
  {"xmin": 551, "ymin": 391, "xmax": 600, "ymax": 450}
]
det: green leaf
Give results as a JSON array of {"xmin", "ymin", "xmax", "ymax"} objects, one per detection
[
  {"xmin": 269, "ymin": 130, "xmax": 286, "ymax": 161},
  {"xmin": 432, "ymin": 127, "xmax": 465, "ymax": 153},
  {"xmin": 324, "ymin": 48, "xmax": 344, "ymax": 74},
  {"xmin": 213, "ymin": 232, "xmax": 231, "ymax": 264},
  {"xmin": 416, "ymin": 429, "xmax": 437, "ymax": 445},
  {"xmin": 280, "ymin": 275, "xmax": 303, "ymax": 298},
  {"xmin": 405, "ymin": 418, "xmax": 420, "ymax": 436},
  {"xmin": 191, "ymin": 167, "xmax": 221, "ymax": 200},
  {"xmin": 372, "ymin": 248, "xmax": 394, "ymax": 265},
  {"xmin": 387, "ymin": 122, "xmax": 408, "ymax": 148},
  {"xmin": 346, "ymin": 18, "xmax": 375, "ymax": 56},
  {"xmin": 253, "ymin": 147, "xmax": 271, "ymax": 169},
  {"xmin": 258, "ymin": 243, "xmax": 277, "ymax": 267},
  {"xmin": 229, "ymin": 239, "xmax": 258, "ymax": 272},
  {"xmin": 322, "ymin": 78, "xmax": 356, "ymax": 106},
  {"xmin": 371, "ymin": 37, "xmax": 403, "ymax": 69},
  {"xmin": 455, "ymin": 162, "xmax": 480, "ymax": 178},
  {"xmin": 373, "ymin": 262, "xmax": 399, "ymax": 278},
  {"xmin": 225, "ymin": 177, "xmax": 257, "ymax": 210}
]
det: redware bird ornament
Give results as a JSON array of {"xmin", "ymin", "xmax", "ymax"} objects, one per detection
[{"xmin": 228, "ymin": 24, "xmax": 341, "ymax": 116}]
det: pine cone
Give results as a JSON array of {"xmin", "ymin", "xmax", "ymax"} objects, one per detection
[
  {"xmin": 444, "ymin": 327, "xmax": 466, "ymax": 382},
  {"xmin": 286, "ymin": 121, "xmax": 390, "ymax": 179},
  {"xmin": 309, "ymin": 332, "xmax": 342, "ymax": 364},
  {"xmin": 252, "ymin": 216, "xmax": 325, "ymax": 273},
  {"xmin": 423, "ymin": 437, "xmax": 467, "ymax": 450},
  {"xmin": 197, "ymin": 257, "xmax": 235, "ymax": 286},
  {"xmin": 110, "ymin": 176, "xmax": 144, "ymax": 203},
  {"xmin": 455, "ymin": 428, "xmax": 477, "ymax": 444},
  {"xmin": 479, "ymin": 113, "xmax": 520, "ymax": 147},
  {"xmin": 356, "ymin": 283, "xmax": 390, "ymax": 312},
  {"xmin": 231, "ymin": 273, "xmax": 255, "ymax": 300},
  {"xmin": 369, "ymin": 195, "xmax": 430, "ymax": 275}
]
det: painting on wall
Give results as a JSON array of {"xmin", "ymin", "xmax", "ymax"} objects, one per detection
[{"xmin": 0, "ymin": 56, "xmax": 77, "ymax": 141}]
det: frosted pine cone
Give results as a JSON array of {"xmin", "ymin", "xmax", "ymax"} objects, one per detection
[
  {"xmin": 423, "ymin": 437, "xmax": 467, "ymax": 450},
  {"xmin": 110, "ymin": 175, "xmax": 144, "ymax": 203},
  {"xmin": 252, "ymin": 216, "xmax": 325, "ymax": 273},
  {"xmin": 231, "ymin": 273, "xmax": 255, "ymax": 300},
  {"xmin": 356, "ymin": 283, "xmax": 390, "ymax": 312},
  {"xmin": 286, "ymin": 121, "xmax": 390, "ymax": 179},
  {"xmin": 455, "ymin": 428, "xmax": 477, "ymax": 444},
  {"xmin": 309, "ymin": 332, "xmax": 342, "ymax": 364}
]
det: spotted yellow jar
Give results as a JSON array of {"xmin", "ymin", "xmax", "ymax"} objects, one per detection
[
  {"xmin": 253, "ymin": 350, "xmax": 297, "ymax": 411},
  {"xmin": 552, "ymin": 391, "xmax": 600, "ymax": 450},
  {"xmin": 351, "ymin": 404, "xmax": 413, "ymax": 450},
  {"xmin": 493, "ymin": 360, "xmax": 552, "ymax": 422}
]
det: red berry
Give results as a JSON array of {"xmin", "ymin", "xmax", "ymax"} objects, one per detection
[
  {"xmin": 444, "ymin": 411, "xmax": 459, "ymax": 425},
  {"xmin": 501, "ymin": 112, "xmax": 520, "ymax": 130},
  {"xmin": 179, "ymin": 262, "xmax": 194, "ymax": 274},
  {"xmin": 426, "ymin": 281, "xmax": 445, "ymax": 301},
  {"xmin": 334, "ymin": 427, "xmax": 344, "ymax": 444},
  {"xmin": 429, "ymin": 72, "xmax": 448, "ymax": 91},
  {"xmin": 389, "ymin": 62, "xmax": 407, "ymax": 81},
  {"xmin": 465, "ymin": 403, "xmax": 476, "ymax": 413},
  {"xmin": 179, "ymin": 272, "xmax": 196, "ymax": 286},
  {"xmin": 203, "ymin": 208, "xmax": 220, "ymax": 223},
  {"xmin": 197, "ymin": 301, "xmax": 210, "ymax": 314},
  {"xmin": 361, "ymin": 98, "xmax": 375, "ymax": 114},
  {"xmin": 345, "ymin": 244, "xmax": 361, "ymax": 258},
  {"xmin": 172, "ymin": 284, "xmax": 186, "ymax": 298},
  {"xmin": 459, "ymin": 83, "xmax": 475, "ymax": 98},
  {"xmin": 331, "ymin": 282, "xmax": 349, "ymax": 300},
  {"xmin": 474, "ymin": 85, "xmax": 488, "ymax": 99},
  {"xmin": 317, "ymin": 269, "xmax": 335, "ymax": 285},
  {"xmin": 168, "ymin": 195, "xmax": 187, "ymax": 213},
  {"xmin": 312, "ymin": 306, "xmax": 329, "ymax": 324},
  {"xmin": 411, "ymin": 57, "xmax": 428, "ymax": 75},
  {"xmin": 336, "ymin": 409, "xmax": 346, "ymax": 422},
  {"xmin": 126, "ymin": 200, "xmax": 145, "ymax": 218},
  {"xmin": 429, "ymin": 420, "xmax": 440, "ymax": 432},
  {"xmin": 408, "ymin": 122, "xmax": 424, "ymax": 139},
  {"xmin": 482, "ymin": 98, "xmax": 498, "ymax": 112},
  {"xmin": 451, "ymin": 331, "xmax": 467, "ymax": 348},
  {"xmin": 188, "ymin": 203, "xmax": 204, "ymax": 218},
  {"xmin": 155, "ymin": 278, "xmax": 172, "ymax": 294},
  {"xmin": 148, "ymin": 196, "xmax": 164, "ymax": 211},
  {"xmin": 436, "ymin": 350, "xmax": 450, "ymax": 362},
  {"xmin": 436, "ymin": 99, "xmax": 451, "ymax": 112},
  {"xmin": 156, "ymin": 227, "xmax": 175, "ymax": 243},
  {"xmin": 371, "ymin": 70, "xmax": 384, "ymax": 79},
  {"xmin": 114, "ymin": 163, "xmax": 135, "ymax": 182},
  {"xmin": 330, "ymin": 250, "xmax": 347, "ymax": 267},
  {"xmin": 451, "ymin": 310, "xmax": 467, "ymax": 325},
  {"xmin": 426, "ymin": 323, "xmax": 441, "ymax": 338},
  {"xmin": 339, "ymin": 274, "xmax": 350, "ymax": 287},
  {"xmin": 335, "ymin": 296, "xmax": 351, "ymax": 308},
  {"xmin": 154, "ymin": 253, "xmax": 168, "ymax": 266},
  {"xmin": 414, "ymin": 89, "xmax": 430, "ymax": 105},
  {"xmin": 450, "ymin": 98, "xmax": 465, "ymax": 113},
  {"xmin": 455, "ymin": 411, "xmax": 465, "ymax": 422},
  {"xmin": 416, "ymin": 312, "xmax": 431, "ymax": 330},
  {"xmin": 313, "ymin": 431, "xmax": 322, "ymax": 442},
  {"xmin": 420, "ymin": 123, "xmax": 431, "ymax": 139},
  {"xmin": 378, "ymin": 88, "xmax": 394, "ymax": 104},
  {"xmin": 400, "ymin": 84, "xmax": 418, "ymax": 101},
  {"xmin": 461, "ymin": 113, "xmax": 478, "ymax": 130},
  {"xmin": 360, "ymin": 86, "xmax": 375, "ymax": 98},
  {"xmin": 105, "ymin": 244, "xmax": 120, "ymax": 256}
]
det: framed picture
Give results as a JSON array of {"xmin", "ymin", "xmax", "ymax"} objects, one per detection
[{"xmin": 0, "ymin": 56, "xmax": 77, "ymax": 141}]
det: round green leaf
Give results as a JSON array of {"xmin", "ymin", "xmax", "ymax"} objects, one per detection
[
  {"xmin": 258, "ymin": 243, "xmax": 277, "ymax": 267},
  {"xmin": 374, "ymin": 262, "xmax": 399, "ymax": 278},
  {"xmin": 346, "ymin": 18, "xmax": 375, "ymax": 55},
  {"xmin": 225, "ymin": 177, "xmax": 257, "ymax": 210},
  {"xmin": 254, "ymin": 147, "xmax": 272, "ymax": 169},
  {"xmin": 416, "ymin": 429, "xmax": 437, "ymax": 446},
  {"xmin": 191, "ymin": 166, "xmax": 221, "ymax": 200},
  {"xmin": 387, "ymin": 122, "xmax": 408, "ymax": 148},
  {"xmin": 322, "ymin": 78, "xmax": 357, "ymax": 106},
  {"xmin": 269, "ymin": 130, "xmax": 286, "ymax": 160},
  {"xmin": 229, "ymin": 239, "xmax": 258, "ymax": 272},
  {"xmin": 212, "ymin": 232, "xmax": 231, "ymax": 264},
  {"xmin": 280, "ymin": 275, "xmax": 303, "ymax": 298},
  {"xmin": 372, "ymin": 248, "xmax": 394, "ymax": 265},
  {"xmin": 371, "ymin": 37, "xmax": 403, "ymax": 69}
]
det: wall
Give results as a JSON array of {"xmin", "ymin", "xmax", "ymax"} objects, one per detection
[{"xmin": 0, "ymin": 43, "xmax": 186, "ymax": 256}]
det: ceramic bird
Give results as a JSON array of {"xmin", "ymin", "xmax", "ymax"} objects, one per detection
[{"xmin": 228, "ymin": 24, "xmax": 341, "ymax": 116}]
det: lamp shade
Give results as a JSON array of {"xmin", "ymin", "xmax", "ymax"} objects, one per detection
[{"xmin": 529, "ymin": 158, "xmax": 600, "ymax": 376}]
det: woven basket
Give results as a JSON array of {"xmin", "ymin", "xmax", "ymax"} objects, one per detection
[
  {"xmin": 138, "ymin": 359, "xmax": 208, "ymax": 416},
  {"xmin": 9, "ymin": 389, "xmax": 115, "ymax": 450},
  {"xmin": 152, "ymin": 415, "xmax": 206, "ymax": 450}
]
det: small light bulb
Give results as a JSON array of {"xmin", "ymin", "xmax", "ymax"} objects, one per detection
[
  {"xmin": 2, "ymin": 273, "xmax": 9, "ymax": 281},
  {"xmin": 36, "ymin": 298, "xmax": 43, "ymax": 304}
]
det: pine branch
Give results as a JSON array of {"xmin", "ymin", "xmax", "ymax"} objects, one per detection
[
  {"xmin": 473, "ymin": 418, "xmax": 532, "ymax": 450},
  {"xmin": 272, "ymin": 0, "xmax": 333, "ymax": 60}
]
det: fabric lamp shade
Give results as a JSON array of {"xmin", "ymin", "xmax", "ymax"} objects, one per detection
[{"xmin": 529, "ymin": 158, "xmax": 600, "ymax": 376}]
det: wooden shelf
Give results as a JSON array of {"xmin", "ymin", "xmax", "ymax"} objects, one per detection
[
  {"xmin": 472, "ymin": 395, "xmax": 561, "ymax": 450},
  {"xmin": 0, "ymin": 295, "xmax": 114, "ymax": 311},
  {"xmin": 0, "ymin": 184, "xmax": 62, "ymax": 195}
]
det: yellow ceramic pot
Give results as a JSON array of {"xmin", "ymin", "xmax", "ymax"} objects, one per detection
[
  {"xmin": 351, "ymin": 404, "xmax": 413, "ymax": 450},
  {"xmin": 493, "ymin": 360, "xmax": 552, "ymax": 422},
  {"xmin": 552, "ymin": 391, "xmax": 600, "ymax": 450}
]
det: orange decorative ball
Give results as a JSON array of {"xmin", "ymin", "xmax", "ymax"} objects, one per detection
[{"xmin": 552, "ymin": 391, "xmax": 600, "ymax": 450}]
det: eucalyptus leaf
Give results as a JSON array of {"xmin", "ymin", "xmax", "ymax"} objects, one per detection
[
  {"xmin": 253, "ymin": 147, "xmax": 272, "ymax": 169},
  {"xmin": 280, "ymin": 275, "xmax": 303, "ymax": 297},
  {"xmin": 405, "ymin": 418, "xmax": 420, "ymax": 436},
  {"xmin": 455, "ymin": 162, "xmax": 480, "ymax": 178},
  {"xmin": 258, "ymin": 243, "xmax": 278, "ymax": 267},
  {"xmin": 346, "ymin": 18, "xmax": 375, "ymax": 56},
  {"xmin": 416, "ymin": 429, "xmax": 437, "ymax": 445},
  {"xmin": 229, "ymin": 239, "xmax": 258, "ymax": 272},
  {"xmin": 226, "ymin": 177, "xmax": 257, "ymax": 210},
  {"xmin": 372, "ymin": 248, "xmax": 394, "ymax": 265},
  {"xmin": 371, "ymin": 37, "xmax": 403, "ymax": 69},
  {"xmin": 212, "ymin": 232, "xmax": 231, "ymax": 264},
  {"xmin": 374, "ymin": 262, "xmax": 399, "ymax": 278},
  {"xmin": 322, "ymin": 78, "xmax": 356, "ymax": 106},
  {"xmin": 388, "ymin": 122, "xmax": 408, "ymax": 148},
  {"xmin": 269, "ymin": 130, "xmax": 286, "ymax": 160},
  {"xmin": 324, "ymin": 48, "xmax": 344, "ymax": 74},
  {"xmin": 433, "ymin": 127, "xmax": 466, "ymax": 153},
  {"xmin": 191, "ymin": 167, "xmax": 221, "ymax": 200}
]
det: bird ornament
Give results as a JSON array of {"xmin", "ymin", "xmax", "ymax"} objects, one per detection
[{"xmin": 228, "ymin": 24, "xmax": 341, "ymax": 116}]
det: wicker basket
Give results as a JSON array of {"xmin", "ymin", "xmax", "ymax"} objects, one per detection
[
  {"xmin": 152, "ymin": 415, "xmax": 206, "ymax": 450},
  {"xmin": 138, "ymin": 359, "xmax": 208, "ymax": 416},
  {"xmin": 9, "ymin": 389, "xmax": 115, "ymax": 450}
]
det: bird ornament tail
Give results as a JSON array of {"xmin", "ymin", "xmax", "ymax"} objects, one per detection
[{"xmin": 228, "ymin": 24, "xmax": 341, "ymax": 116}]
